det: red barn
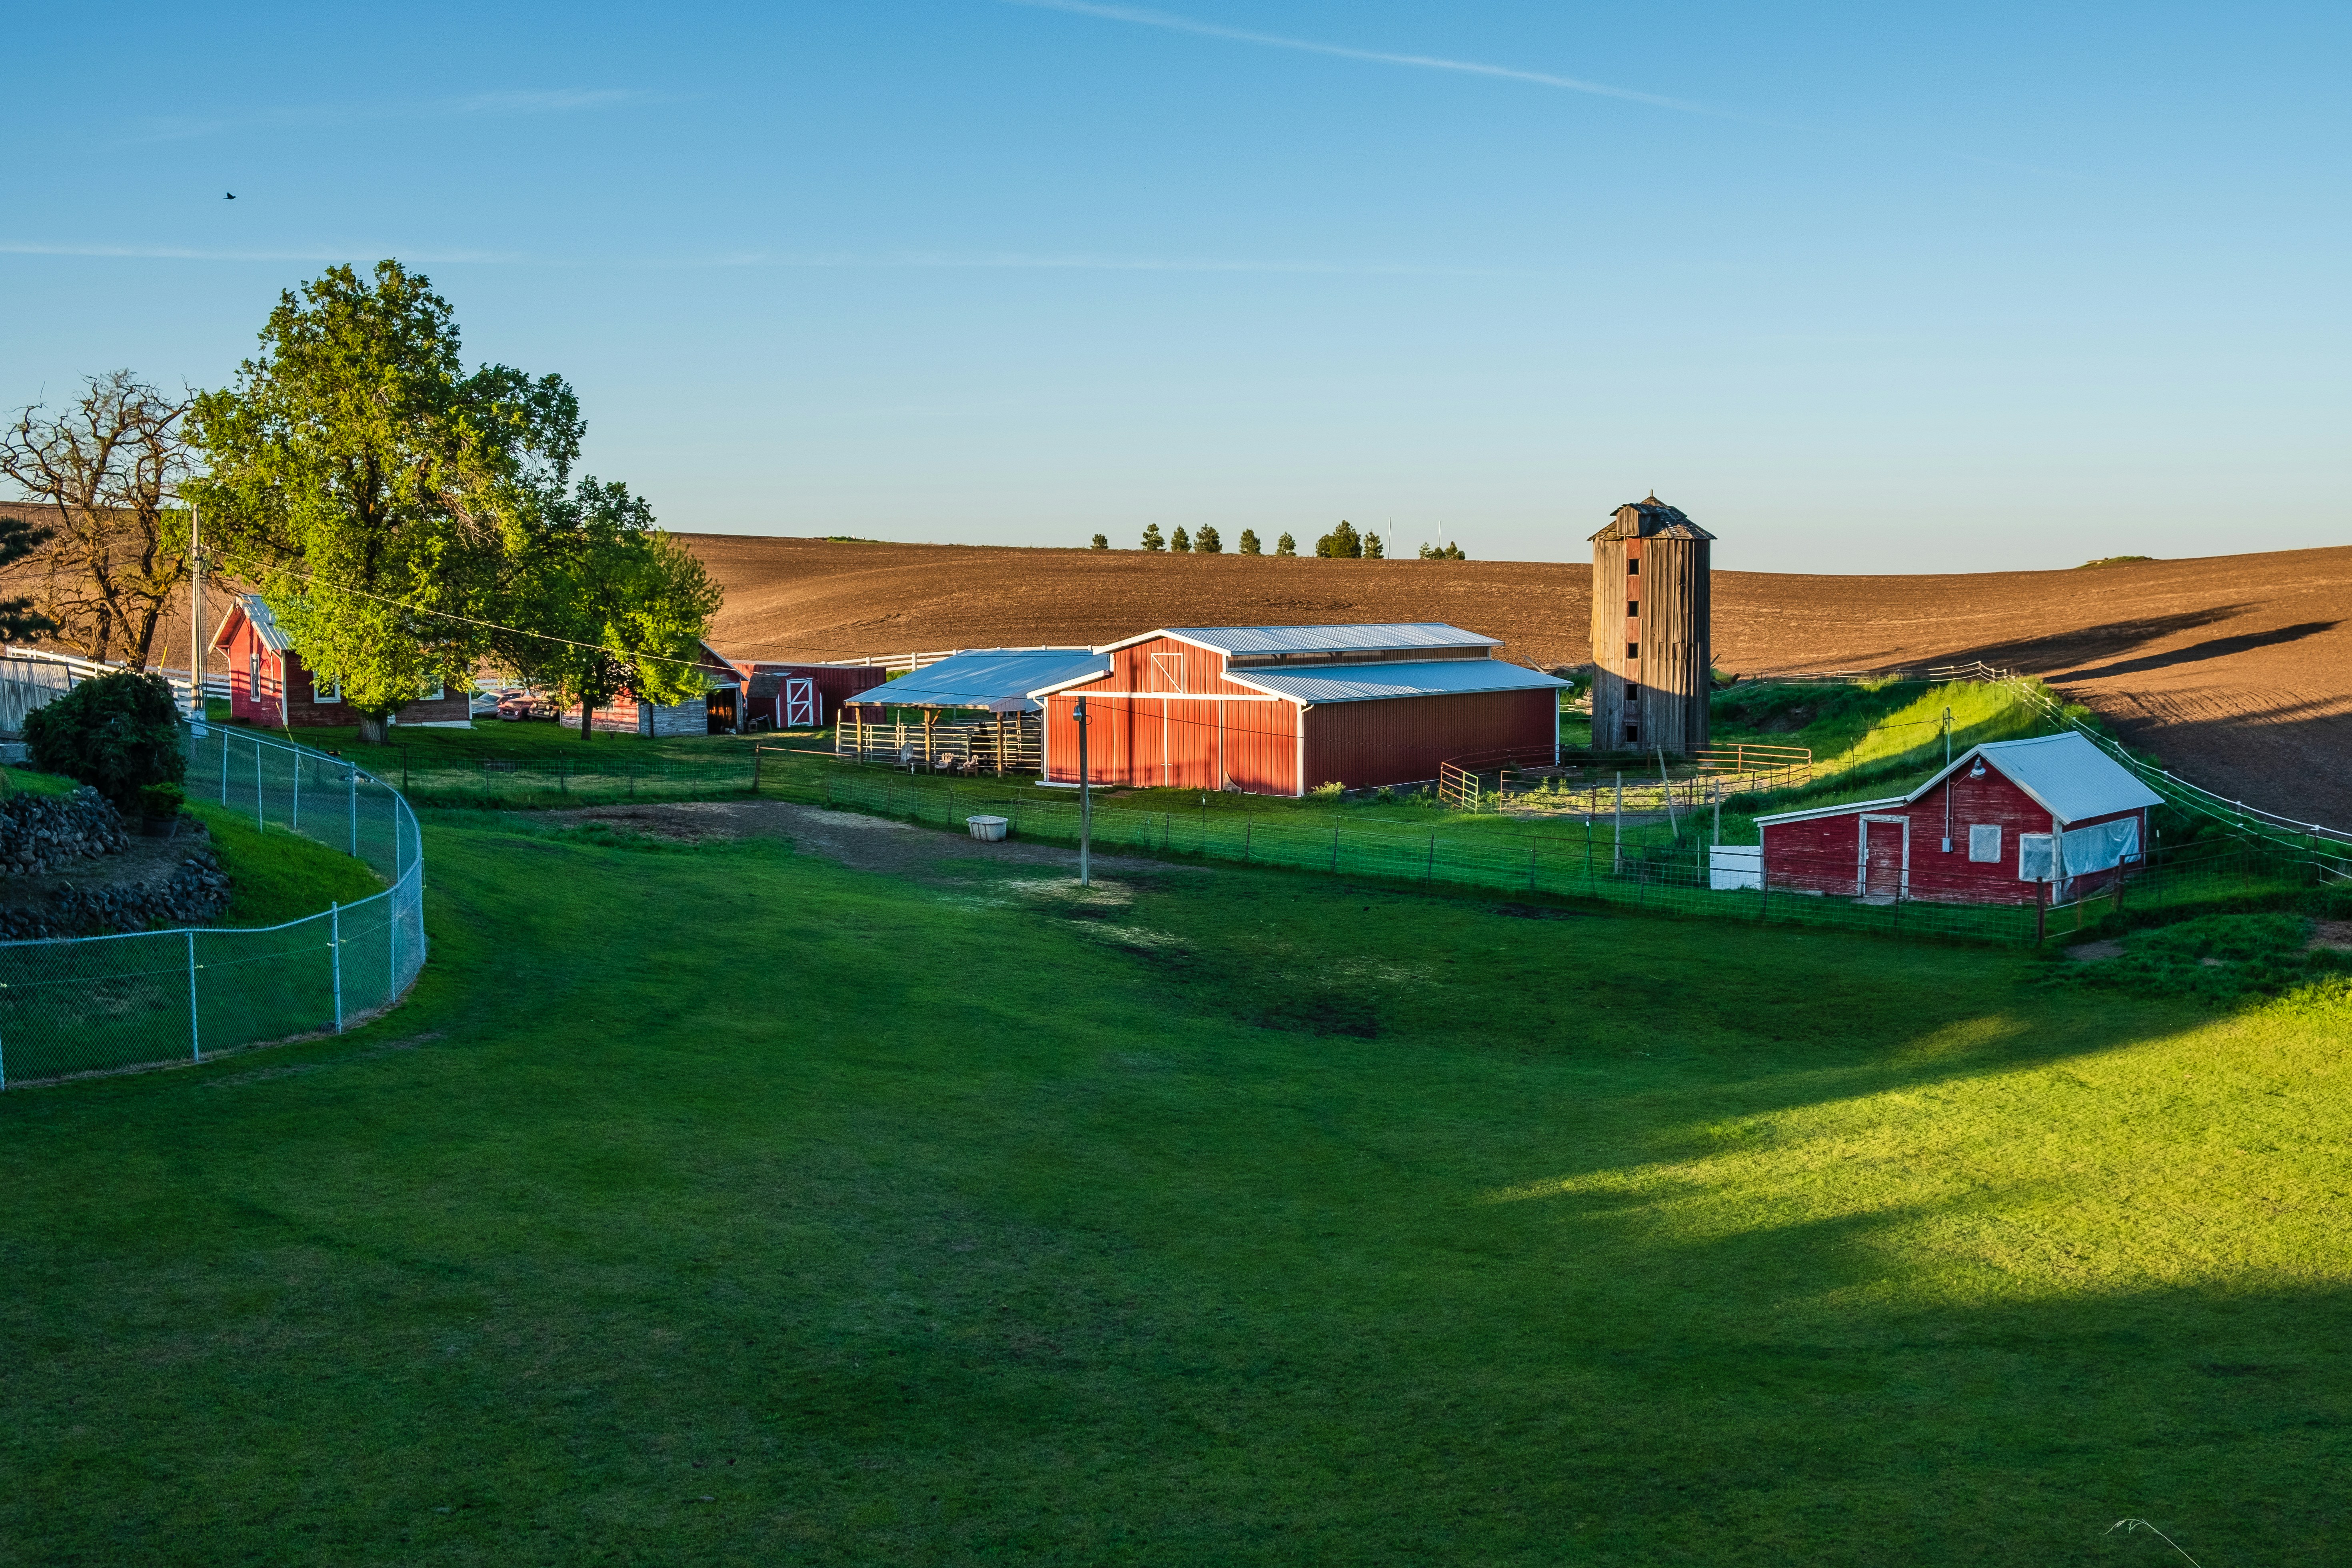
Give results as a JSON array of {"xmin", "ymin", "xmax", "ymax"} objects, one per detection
[
  {"xmin": 1753, "ymin": 733, "xmax": 2164, "ymax": 904},
  {"xmin": 211, "ymin": 595, "xmax": 470, "ymax": 728},
  {"xmin": 1035, "ymin": 623, "xmax": 1565, "ymax": 796}
]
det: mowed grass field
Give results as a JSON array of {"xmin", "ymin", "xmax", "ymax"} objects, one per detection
[{"xmin": 5, "ymin": 809, "xmax": 2349, "ymax": 1564}]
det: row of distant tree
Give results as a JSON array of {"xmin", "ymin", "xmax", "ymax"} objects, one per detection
[
  {"xmin": 0, "ymin": 260, "xmax": 717, "ymax": 742},
  {"xmin": 1088, "ymin": 520, "xmax": 1467, "ymax": 560}
]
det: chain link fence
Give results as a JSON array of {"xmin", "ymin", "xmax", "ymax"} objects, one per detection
[{"xmin": 0, "ymin": 723, "xmax": 425, "ymax": 1087}]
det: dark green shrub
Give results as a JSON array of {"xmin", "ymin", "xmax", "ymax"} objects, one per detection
[
  {"xmin": 138, "ymin": 781, "xmax": 187, "ymax": 822},
  {"xmin": 23, "ymin": 671, "xmax": 186, "ymax": 811}
]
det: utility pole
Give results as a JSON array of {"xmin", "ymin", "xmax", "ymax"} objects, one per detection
[
  {"xmin": 188, "ymin": 501, "xmax": 204, "ymax": 719},
  {"xmin": 1075, "ymin": 698, "xmax": 1092, "ymax": 888}
]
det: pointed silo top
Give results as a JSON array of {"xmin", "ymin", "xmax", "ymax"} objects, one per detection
[{"xmin": 1589, "ymin": 496, "xmax": 1716, "ymax": 542}]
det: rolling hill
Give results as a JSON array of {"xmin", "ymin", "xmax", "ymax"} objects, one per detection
[{"xmin": 685, "ymin": 534, "xmax": 2352, "ymax": 827}]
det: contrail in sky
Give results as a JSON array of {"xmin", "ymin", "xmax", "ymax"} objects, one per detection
[{"xmin": 1000, "ymin": 0, "xmax": 1728, "ymax": 117}]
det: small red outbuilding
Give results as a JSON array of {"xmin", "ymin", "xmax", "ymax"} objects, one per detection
[
  {"xmin": 1035, "ymin": 623, "xmax": 1565, "ymax": 797},
  {"xmin": 211, "ymin": 595, "xmax": 470, "ymax": 729},
  {"xmin": 1752, "ymin": 732, "xmax": 2164, "ymax": 904}
]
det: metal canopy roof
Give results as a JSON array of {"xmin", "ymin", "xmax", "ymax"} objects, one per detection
[
  {"xmin": 1151, "ymin": 623, "xmax": 1500, "ymax": 657},
  {"xmin": 844, "ymin": 648, "xmax": 1104, "ymax": 713},
  {"xmin": 1231, "ymin": 659, "xmax": 1568, "ymax": 705}
]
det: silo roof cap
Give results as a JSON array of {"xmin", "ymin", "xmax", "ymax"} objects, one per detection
[{"xmin": 1589, "ymin": 497, "xmax": 1716, "ymax": 542}]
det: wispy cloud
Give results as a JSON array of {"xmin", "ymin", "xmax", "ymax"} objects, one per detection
[
  {"xmin": 126, "ymin": 88, "xmax": 659, "ymax": 143},
  {"xmin": 0, "ymin": 241, "xmax": 528, "ymax": 264},
  {"xmin": 0, "ymin": 241, "xmax": 1515, "ymax": 276},
  {"xmin": 1001, "ymin": 0, "xmax": 1729, "ymax": 118}
]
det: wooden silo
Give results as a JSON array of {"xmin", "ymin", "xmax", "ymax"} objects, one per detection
[{"xmin": 1589, "ymin": 495, "xmax": 1713, "ymax": 756}]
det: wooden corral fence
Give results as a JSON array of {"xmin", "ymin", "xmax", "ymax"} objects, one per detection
[
  {"xmin": 1691, "ymin": 742, "xmax": 1813, "ymax": 792},
  {"xmin": 1439, "ymin": 742, "xmax": 1812, "ymax": 815},
  {"xmin": 834, "ymin": 710, "xmax": 1043, "ymax": 776}
]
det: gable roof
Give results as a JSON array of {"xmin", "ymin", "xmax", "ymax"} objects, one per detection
[
  {"xmin": 1908, "ymin": 732, "xmax": 2164, "ymax": 823},
  {"xmin": 845, "ymin": 647, "xmax": 1105, "ymax": 713},
  {"xmin": 1755, "ymin": 731, "xmax": 2164, "ymax": 830},
  {"xmin": 1231, "ymin": 659, "xmax": 1568, "ymax": 705},
  {"xmin": 212, "ymin": 594, "xmax": 293, "ymax": 655},
  {"xmin": 1101, "ymin": 623, "xmax": 1501, "ymax": 659}
]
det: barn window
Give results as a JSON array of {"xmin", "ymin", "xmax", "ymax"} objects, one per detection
[
  {"xmin": 313, "ymin": 671, "xmax": 340, "ymax": 703},
  {"xmin": 1627, "ymin": 642, "xmax": 1639, "ymax": 659},
  {"xmin": 1626, "ymin": 599, "xmax": 1639, "ymax": 617},
  {"xmin": 1624, "ymin": 723, "xmax": 1640, "ymax": 743},
  {"xmin": 1968, "ymin": 824, "xmax": 2000, "ymax": 862},
  {"xmin": 1626, "ymin": 558, "xmax": 1639, "ymax": 576},
  {"xmin": 1625, "ymin": 682, "xmax": 1642, "ymax": 705}
]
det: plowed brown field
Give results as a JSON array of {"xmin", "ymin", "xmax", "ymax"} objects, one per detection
[{"xmin": 687, "ymin": 535, "xmax": 2352, "ymax": 827}]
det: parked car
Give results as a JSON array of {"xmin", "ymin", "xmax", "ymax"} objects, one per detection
[{"xmin": 496, "ymin": 690, "xmax": 560, "ymax": 721}]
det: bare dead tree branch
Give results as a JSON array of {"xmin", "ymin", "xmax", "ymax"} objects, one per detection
[{"xmin": 0, "ymin": 370, "xmax": 196, "ymax": 667}]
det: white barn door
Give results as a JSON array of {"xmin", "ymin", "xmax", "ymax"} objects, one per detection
[{"xmin": 784, "ymin": 677, "xmax": 817, "ymax": 728}]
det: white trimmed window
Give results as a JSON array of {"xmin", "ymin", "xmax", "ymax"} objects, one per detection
[
  {"xmin": 313, "ymin": 671, "xmax": 341, "ymax": 703},
  {"xmin": 1968, "ymin": 824, "xmax": 2000, "ymax": 862}
]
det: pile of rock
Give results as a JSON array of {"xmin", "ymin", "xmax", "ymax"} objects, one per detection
[
  {"xmin": 0, "ymin": 854, "xmax": 234, "ymax": 940},
  {"xmin": 0, "ymin": 785, "xmax": 235, "ymax": 939},
  {"xmin": 0, "ymin": 786, "xmax": 132, "ymax": 875}
]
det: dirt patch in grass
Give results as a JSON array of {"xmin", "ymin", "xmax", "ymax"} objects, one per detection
[{"xmin": 537, "ymin": 799, "xmax": 1190, "ymax": 883}]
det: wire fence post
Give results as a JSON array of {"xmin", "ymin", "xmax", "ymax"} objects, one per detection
[
  {"xmin": 330, "ymin": 901, "xmax": 343, "ymax": 1032},
  {"xmin": 291, "ymin": 751, "xmax": 301, "ymax": 830},
  {"xmin": 188, "ymin": 929, "xmax": 201, "ymax": 1060},
  {"xmin": 220, "ymin": 723, "xmax": 229, "ymax": 804},
  {"xmin": 254, "ymin": 735, "xmax": 264, "ymax": 825},
  {"xmin": 348, "ymin": 766, "xmax": 358, "ymax": 858}
]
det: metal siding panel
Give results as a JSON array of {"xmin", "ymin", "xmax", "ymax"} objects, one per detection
[{"xmin": 1302, "ymin": 690, "xmax": 1556, "ymax": 789}]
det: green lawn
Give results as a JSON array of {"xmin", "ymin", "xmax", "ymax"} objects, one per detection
[
  {"xmin": 4, "ymin": 808, "xmax": 2348, "ymax": 1563},
  {"xmin": 189, "ymin": 800, "xmax": 387, "ymax": 926}
]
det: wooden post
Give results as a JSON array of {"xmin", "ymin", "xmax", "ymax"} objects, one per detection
[{"xmin": 1613, "ymin": 773, "xmax": 1623, "ymax": 874}]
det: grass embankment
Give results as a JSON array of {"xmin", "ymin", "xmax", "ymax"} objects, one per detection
[
  {"xmin": 186, "ymin": 800, "xmax": 387, "ymax": 926},
  {"xmin": 3, "ymin": 811, "xmax": 2349, "ymax": 1563}
]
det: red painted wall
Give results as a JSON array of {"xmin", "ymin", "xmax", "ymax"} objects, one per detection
[
  {"xmin": 1762, "ymin": 765, "xmax": 2145, "ymax": 903},
  {"xmin": 217, "ymin": 610, "xmax": 469, "ymax": 728},
  {"xmin": 1044, "ymin": 636, "xmax": 1299, "ymax": 792},
  {"xmin": 1301, "ymin": 689, "xmax": 1557, "ymax": 790}
]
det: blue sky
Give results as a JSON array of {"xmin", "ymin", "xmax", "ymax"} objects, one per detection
[{"xmin": 5, "ymin": 1, "xmax": 2345, "ymax": 571}]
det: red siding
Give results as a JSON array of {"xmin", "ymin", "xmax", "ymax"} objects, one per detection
[
  {"xmin": 1043, "ymin": 635, "xmax": 1299, "ymax": 792},
  {"xmin": 1301, "ymin": 689, "xmax": 1557, "ymax": 790},
  {"xmin": 1041, "ymin": 634, "xmax": 1559, "ymax": 796},
  {"xmin": 1763, "ymin": 765, "xmax": 2146, "ymax": 903}
]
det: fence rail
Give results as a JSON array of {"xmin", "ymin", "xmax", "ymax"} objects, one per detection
[{"xmin": 0, "ymin": 723, "xmax": 426, "ymax": 1088}]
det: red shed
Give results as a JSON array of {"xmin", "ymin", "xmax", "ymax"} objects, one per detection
[
  {"xmin": 722, "ymin": 658, "xmax": 875, "ymax": 730},
  {"xmin": 1035, "ymin": 623, "xmax": 1566, "ymax": 796},
  {"xmin": 210, "ymin": 595, "xmax": 470, "ymax": 728},
  {"xmin": 1752, "ymin": 733, "xmax": 2164, "ymax": 904}
]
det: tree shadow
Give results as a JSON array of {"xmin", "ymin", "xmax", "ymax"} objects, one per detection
[
  {"xmin": 1916, "ymin": 605, "xmax": 2253, "ymax": 675},
  {"xmin": 2054, "ymin": 621, "xmax": 2341, "ymax": 683}
]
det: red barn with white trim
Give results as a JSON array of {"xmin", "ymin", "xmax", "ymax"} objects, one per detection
[
  {"xmin": 1752, "ymin": 733, "xmax": 2164, "ymax": 904},
  {"xmin": 1035, "ymin": 623, "xmax": 1566, "ymax": 796}
]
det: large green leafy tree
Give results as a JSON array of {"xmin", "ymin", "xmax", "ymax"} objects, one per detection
[
  {"xmin": 498, "ymin": 479, "xmax": 721, "ymax": 740},
  {"xmin": 188, "ymin": 261, "xmax": 582, "ymax": 742}
]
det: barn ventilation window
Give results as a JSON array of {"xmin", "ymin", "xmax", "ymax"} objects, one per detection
[
  {"xmin": 1625, "ymin": 723, "xmax": 1640, "ymax": 743},
  {"xmin": 1627, "ymin": 599, "xmax": 1639, "ymax": 617},
  {"xmin": 1968, "ymin": 824, "xmax": 2000, "ymax": 863},
  {"xmin": 1627, "ymin": 642, "xmax": 1639, "ymax": 659},
  {"xmin": 1626, "ymin": 558, "xmax": 1639, "ymax": 576}
]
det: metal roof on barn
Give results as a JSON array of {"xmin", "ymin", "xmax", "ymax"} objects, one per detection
[
  {"xmin": 844, "ymin": 647, "xmax": 1104, "ymax": 714},
  {"xmin": 1588, "ymin": 495, "xmax": 1716, "ymax": 543},
  {"xmin": 1231, "ymin": 659, "xmax": 1569, "ymax": 705},
  {"xmin": 1755, "ymin": 731, "xmax": 2164, "ymax": 829},
  {"xmin": 1911, "ymin": 733, "xmax": 2164, "ymax": 824},
  {"xmin": 1138, "ymin": 623, "xmax": 1501, "ymax": 657}
]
